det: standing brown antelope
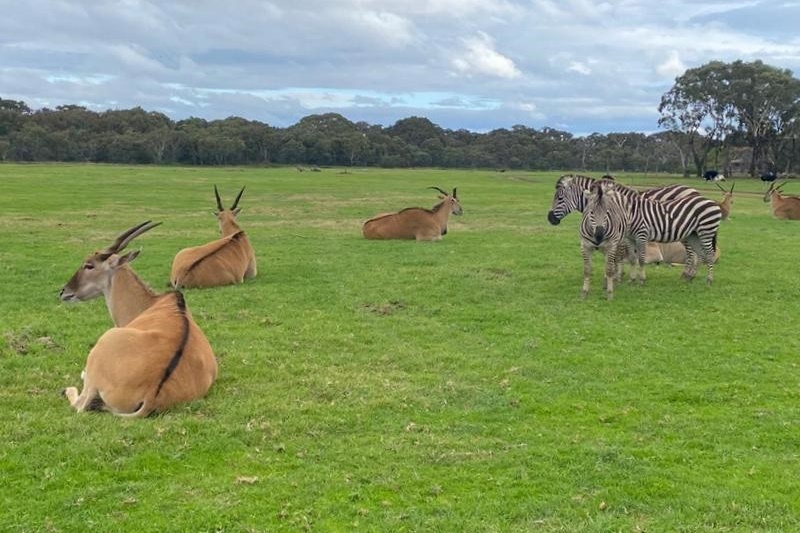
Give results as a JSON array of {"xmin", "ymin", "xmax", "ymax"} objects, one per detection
[
  {"xmin": 715, "ymin": 182, "xmax": 735, "ymax": 220},
  {"xmin": 59, "ymin": 221, "xmax": 218, "ymax": 417},
  {"xmin": 763, "ymin": 181, "xmax": 800, "ymax": 220},
  {"xmin": 362, "ymin": 187, "xmax": 463, "ymax": 240},
  {"xmin": 170, "ymin": 185, "xmax": 257, "ymax": 288}
]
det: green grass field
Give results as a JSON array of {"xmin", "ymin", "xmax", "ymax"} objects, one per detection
[{"xmin": 1, "ymin": 163, "xmax": 798, "ymax": 532}]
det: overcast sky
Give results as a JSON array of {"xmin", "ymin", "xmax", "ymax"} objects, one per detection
[{"xmin": 2, "ymin": 0, "xmax": 798, "ymax": 134}]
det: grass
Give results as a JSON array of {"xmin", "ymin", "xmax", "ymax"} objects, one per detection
[{"xmin": 1, "ymin": 163, "xmax": 799, "ymax": 532}]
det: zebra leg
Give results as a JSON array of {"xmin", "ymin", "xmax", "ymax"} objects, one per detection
[
  {"xmin": 604, "ymin": 242, "xmax": 620, "ymax": 300},
  {"xmin": 614, "ymin": 241, "xmax": 627, "ymax": 283},
  {"xmin": 700, "ymin": 236, "xmax": 715, "ymax": 285},
  {"xmin": 681, "ymin": 239, "xmax": 699, "ymax": 281},
  {"xmin": 633, "ymin": 237, "xmax": 647, "ymax": 285},
  {"xmin": 581, "ymin": 243, "xmax": 593, "ymax": 299}
]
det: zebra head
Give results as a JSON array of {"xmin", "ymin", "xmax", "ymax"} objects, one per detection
[
  {"xmin": 583, "ymin": 180, "xmax": 617, "ymax": 244},
  {"xmin": 548, "ymin": 174, "xmax": 592, "ymax": 225}
]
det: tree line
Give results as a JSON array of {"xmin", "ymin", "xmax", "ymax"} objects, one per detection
[{"xmin": 1, "ymin": 60, "xmax": 798, "ymax": 177}]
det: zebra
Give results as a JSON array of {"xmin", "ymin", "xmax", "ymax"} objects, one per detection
[
  {"xmin": 602, "ymin": 180, "xmax": 723, "ymax": 285},
  {"xmin": 579, "ymin": 179, "xmax": 631, "ymax": 299},
  {"xmin": 547, "ymin": 174, "xmax": 700, "ymax": 225},
  {"xmin": 547, "ymin": 174, "xmax": 702, "ymax": 280}
]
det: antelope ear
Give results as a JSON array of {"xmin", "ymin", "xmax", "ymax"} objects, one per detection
[
  {"xmin": 233, "ymin": 207, "xmax": 242, "ymax": 216},
  {"xmin": 116, "ymin": 250, "xmax": 141, "ymax": 266}
]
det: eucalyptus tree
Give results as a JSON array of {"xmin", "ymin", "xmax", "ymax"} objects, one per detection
[
  {"xmin": 726, "ymin": 60, "xmax": 800, "ymax": 175},
  {"xmin": 658, "ymin": 61, "xmax": 735, "ymax": 177},
  {"xmin": 660, "ymin": 60, "xmax": 800, "ymax": 177}
]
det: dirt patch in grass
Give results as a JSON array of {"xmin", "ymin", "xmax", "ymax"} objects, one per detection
[
  {"xmin": 3, "ymin": 328, "xmax": 61, "ymax": 355},
  {"xmin": 362, "ymin": 300, "xmax": 407, "ymax": 316}
]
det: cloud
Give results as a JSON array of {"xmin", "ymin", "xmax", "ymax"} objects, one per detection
[
  {"xmin": 451, "ymin": 32, "xmax": 521, "ymax": 79},
  {"xmin": 1, "ymin": 0, "xmax": 799, "ymax": 134},
  {"xmin": 657, "ymin": 51, "xmax": 686, "ymax": 79},
  {"xmin": 567, "ymin": 61, "xmax": 592, "ymax": 75}
]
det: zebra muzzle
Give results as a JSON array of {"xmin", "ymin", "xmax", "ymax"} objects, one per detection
[{"xmin": 594, "ymin": 226, "xmax": 606, "ymax": 243}]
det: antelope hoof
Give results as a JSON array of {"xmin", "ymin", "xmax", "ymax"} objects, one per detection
[
  {"xmin": 581, "ymin": 289, "xmax": 589, "ymax": 300},
  {"xmin": 63, "ymin": 387, "xmax": 79, "ymax": 404},
  {"xmin": 606, "ymin": 291, "xmax": 614, "ymax": 300}
]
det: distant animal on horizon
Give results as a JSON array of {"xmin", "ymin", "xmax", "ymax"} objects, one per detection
[
  {"xmin": 362, "ymin": 187, "xmax": 463, "ymax": 241},
  {"xmin": 170, "ymin": 185, "xmax": 257, "ymax": 289},
  {"xmin": 763, "ymin": 181, "xmax": 800, "ymax": 220},
  {"xmin": 760, "ymin": 171, "xmax": 778, "ymax": 182},
  {"xmin": 59, "ymin": 221, "xmax": 218, "ymax": 417},
  {"xmin": 703, "ymin": 170, "xmax": 725, "ymax": 182}
]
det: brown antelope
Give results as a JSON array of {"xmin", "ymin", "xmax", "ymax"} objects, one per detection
[
  {"xmin": 59, "ymin": 221, "xmax": 218, "ymax": 417},
  {"xmin": 170, "ymin": 185, "xmax": 257, "ymax": 288},
  {"xmin": 763, "ymin": 181, "xmax": 800, "ymax": 220},
  {"xmin": 643, "ymin": 241, "xmax": 721, "ymax": 266},
  {"xmin": 362, "ymin": 187, "xmax": 463, "ymax": 240},
  {"xmin": 715, "ymin": 181, "xmax": 735, "ymax": 220}
]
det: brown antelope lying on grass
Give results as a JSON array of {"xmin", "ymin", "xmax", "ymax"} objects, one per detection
[
  {"xmin": 171, "ymin": 186, "xmax": 257, "ymax": 288},
  {"xmin": 59, "ymin": 221, "xmax": 217, "ymax": 417},
  {"xmin": 763, "ymin": 181, "xmax": 800, "ymax": 220},
  {"xmin": 642, "ymin": 241, "xmax": 721, "ymax": 266},
  {"xmin": 362, "ymin": 187, "xmax": 463, "ymax": 240}
]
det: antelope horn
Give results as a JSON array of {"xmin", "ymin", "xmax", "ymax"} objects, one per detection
[
  {"xmin": 714, "ymin": 181, "xmax": 726, "ymax": 192},
  {"xmin": 214, "ymin": 185, "xmax": 224, "ymax": 211},
  {"xmin": 103, "ymin": 220, "xmax": 162, "ymax": 255},
  {"xmin": 428, "ymin": 186, "xmax": 449, "ymax": 196},
  {"xmin": 730, "ymin": 183, "xmax": 735, "ymax": 193},
  {"xmin": 776, "ymin": 181, "xmax": 788, "ymax": 191},
  {"xmin": 231, "ymin": 186, "xmax": 246, "ymax": 210},
  {"xmin": 453, "ymin": 187, "xmax": 458, "ymax": 199}
]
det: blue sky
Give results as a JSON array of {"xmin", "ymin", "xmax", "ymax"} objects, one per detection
[{"xmin": 1, "ymin": 0, "xmax": 798, "ymax": 134}]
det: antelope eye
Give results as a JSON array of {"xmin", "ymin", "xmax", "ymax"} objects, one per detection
[{"xmin": 83, "ymin": 263, "xmax": 94, "ymax": 270}]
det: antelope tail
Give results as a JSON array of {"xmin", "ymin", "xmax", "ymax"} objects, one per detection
[{"xmin": 116, "ymin": 399, "xmax": 152, "ymax": 418}]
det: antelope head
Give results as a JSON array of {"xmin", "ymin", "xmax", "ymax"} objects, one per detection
[
  {"xmin": 763, "ymin": 181, "xmax": 786, "ymax": 203},
  {"xmin": 214, "ymin": 185, "xmax": 246, "ymax": 235},
  {"xmin": 59, "ymin": 221, "xmax": 161, "ymax": 302},
  {"xmin": 429, "ymin": 186, "xmax": 463, "ymax": 216},
  {"xmin": 715, "ymin": 180, "xmax": 733, "ymax": 193},
  {"xmin": 716, "ymin": 181, "xmax": 735, "ymax": 201}
]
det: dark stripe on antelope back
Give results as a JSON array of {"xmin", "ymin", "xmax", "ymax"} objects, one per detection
[
  {"xmin": 154, "ymin": 291, "xmax": 191, "ymax": 398},
  {"xmin": 184, "ymin": 231, "xmax": 245, "ymax": 275}
]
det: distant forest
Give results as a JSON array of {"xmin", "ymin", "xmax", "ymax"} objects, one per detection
[{"xmin": 1, "ymin": 61, "xmax": 798, "ymax": 177}]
